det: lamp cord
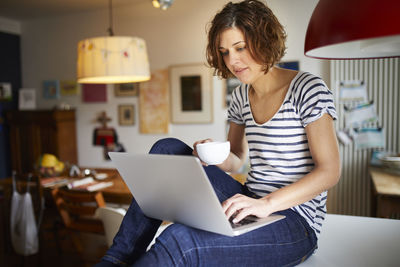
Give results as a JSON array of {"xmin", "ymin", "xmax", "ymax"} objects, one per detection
[{"xmin": 107, "ymin": 0, "xmax": 114, "ymax": 36}]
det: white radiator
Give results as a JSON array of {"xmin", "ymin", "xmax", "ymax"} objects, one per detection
[{"xmin": 329, "ymin": 58, "xmax": 400, "ymax": 216}]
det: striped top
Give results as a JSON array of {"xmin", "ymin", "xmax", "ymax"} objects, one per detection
[{"xmin": 227, "ymin": 71, "xmax": 337, "ymax": 237}]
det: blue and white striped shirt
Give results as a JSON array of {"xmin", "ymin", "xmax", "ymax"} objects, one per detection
[{"xmin": 227, "ymin": 71, "xmax": 337, "ymax": 237}]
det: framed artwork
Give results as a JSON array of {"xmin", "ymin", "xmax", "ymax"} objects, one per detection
[
  {"xmin": 223, "ymin": 77, "xmax": 241, "ymax": 108},
  {"xmin": 0, "ymin": 83, "xmax": 12, "ymax": 101},
  {"xmin": 115, "ymin": 83, "xmax": 139, "ymax": 97},
  {"xmin": 169, "ymin": 63, "xmax": 213, "ymax": 124},
  {"xmin": 82, "ymin": 84, "xmax": 107, "ymax": 102},
  {"xmin": 43, "ymin": 80, "xmax": 60, "ymax": 99},
  {"xmin": 60, "ymin": 80, "xmax": 78, "ymax": 96},
  {"xmin": 118, "ymin": 104, "xmax": 135, "ymax": 125},
  {"xmin": 139, "ymin": 69, "xmax": 169, "ymax": 134},
  {"xmin": 19, "ymin": 88, "xmax": 36, "ymax": 110}
]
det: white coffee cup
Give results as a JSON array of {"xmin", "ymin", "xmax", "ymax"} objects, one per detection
[{"xmin": 196, "ymin": 141, "xmax": 230, "ymax": 165}]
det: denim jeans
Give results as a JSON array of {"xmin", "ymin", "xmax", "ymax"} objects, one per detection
[{"xmin": 96, "ymin": 138, "xmax": 317, "ymax": 267}]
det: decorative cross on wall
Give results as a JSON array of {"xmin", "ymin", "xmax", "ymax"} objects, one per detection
[
  {"xmin": 96, "ymin": 111, "xmax": 112, "ymax": 128},
  {"xmin": 92, "ymin": 111, "xmax": 125, "ymax": 160}
]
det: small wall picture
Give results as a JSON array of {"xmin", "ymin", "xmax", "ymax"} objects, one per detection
[
  {"xmin": 19, "ymin": 88, "xmax": 36, "ymax": 110},
  {"xmin": 118, "ymin": 104, "xmax": 135, "ymax": 126},
  {"xmin": 43, "ymin": 80, "xmax": 60, "ymax": 99},
  {"xmin": 82, "ymin": 84, "xmax": 107, "ymax": 102},
  {"xmin": 60, "ymin": 80, "xmax": 78, "ymax": 96},
  {"xmin": 0, "ymin": 83, "xmax": 12, "ymax": 101},
  {"xmin": 115, "ymin": 83, "xmax": 139, "ymax": 97}
]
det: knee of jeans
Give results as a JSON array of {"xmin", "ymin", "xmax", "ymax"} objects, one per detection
[
  {"xmin": 150, "ymin": 138, "xmax": 175, "ymax": 152},
  {"xmin": 158, "ymin": 224, "xmax": 193, "ymax": 247},
  {"xmin": 156, "ymin": 224, "xmax": 200, "ymax": 265},
  {"xmin": 149, "ymin": 138, "xmax": 191, "ymax": 155}
]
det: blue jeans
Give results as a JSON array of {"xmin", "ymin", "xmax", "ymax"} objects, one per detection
[{"xmin": 96, "ymin": 138, "xmax": 317, "ymax": 267}]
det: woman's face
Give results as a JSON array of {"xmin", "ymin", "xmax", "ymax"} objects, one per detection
[{"xmin": 218, "ymin": 27, "xmax": 264, "ymax": 84}]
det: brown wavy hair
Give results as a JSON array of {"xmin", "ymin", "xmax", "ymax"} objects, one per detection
[{"xmin": 206, "ymin": 0, "xmax": 287, "ymax": 78}]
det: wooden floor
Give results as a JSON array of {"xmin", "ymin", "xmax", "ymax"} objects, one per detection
[
  {"xmin": 0, "ymin": 204, "xmax": 108, "ymax": 267},
  {"xmin": 1, "ymin": 228, "xmax": 108, "ymax": 267}
]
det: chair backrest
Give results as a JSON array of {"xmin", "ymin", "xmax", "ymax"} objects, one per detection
[
  {"xmin": 95, "ymin": 207, "xmax": 126, "ymax": 247},
  {"xmin": 51, "ymin": 188, "xmax": 106, "ymax": 234}
]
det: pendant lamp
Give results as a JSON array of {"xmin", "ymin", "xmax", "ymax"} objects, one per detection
[
  {"xmin": 304, "ymin": 0, "xmax": 400, "ymax": 59},
  {"xmin": 77, "ymin": 0, "xmax": 150, "ymax": 84}
]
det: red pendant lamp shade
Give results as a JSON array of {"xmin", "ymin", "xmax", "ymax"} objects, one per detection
[{"xmin": 305, "ymin": 0, "xmax": 400, "ymax": 59}]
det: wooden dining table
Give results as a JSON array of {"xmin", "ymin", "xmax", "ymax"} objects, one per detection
[
  {"xmin": 0, "ymin": 168, "xmax": 133, "ymax": 205},
  {"xmin": 51, "ymin": 167, "xmax": 133, "ymax": 205},
  {"xmin": 87, "ymin": 168, "xmax": 133, "ymax": 204}
]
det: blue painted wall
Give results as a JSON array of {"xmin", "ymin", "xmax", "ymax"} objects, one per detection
[{"xmin": 0, "ymin": 31, "xmax": 21, "ymax": 179}]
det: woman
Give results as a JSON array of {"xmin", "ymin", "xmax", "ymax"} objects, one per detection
[{"xmin": 97, "ymin": 1, "xmax": 340, "ymax": 266}]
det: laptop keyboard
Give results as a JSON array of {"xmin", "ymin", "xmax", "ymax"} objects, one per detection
[{"xmin": 229, "ymin": 215, "xmax": 259, "ymax": 228}]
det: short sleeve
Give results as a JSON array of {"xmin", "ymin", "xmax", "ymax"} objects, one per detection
[
  {"xmin": 298, "ymin": 76, "xmax": 338, "ymax": 127},
  {"xmin": 227, "ymin": 84, "xmax": 246, "ymax": 125}
]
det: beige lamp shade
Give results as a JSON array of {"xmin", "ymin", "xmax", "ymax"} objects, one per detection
[{"xmin": 77, "ymin": 36, "xmax": 150, "ymax": 84}]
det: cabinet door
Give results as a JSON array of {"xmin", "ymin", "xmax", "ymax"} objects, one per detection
[
  {"xmin": 55, "ymin": 116, "xmax": 77, "ymax": 165},
  {"xmin": 7, "ymin": 110, "xmax": 77, "ymax": 173},
  {"xmin": 8, "ymin": 120, "xmax": 40, "ymax": 173}
]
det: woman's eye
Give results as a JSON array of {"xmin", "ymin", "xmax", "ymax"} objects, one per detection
[
  {"xmin": 221, "ymin": 51, "xmax": 229, "ymax": 56},
  {"xmin": 237, "ymin": 46, "xmax": 246, "ymax": 52}
]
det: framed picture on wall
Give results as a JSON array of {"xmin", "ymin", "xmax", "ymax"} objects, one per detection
[
  {"xmin": 82, "ymin": 84, "xmax": 107, "ymax": 102},
  {"xmin": 43, "ymin": 80, "xmax": 60, "ymax": 99},
  {"xmin": 139, "ymin": 69, "xmax": 170, "ymax": 134},
  {"xmin": 60, "ymin": 80, "xmax": 78, "ymax": 96},
  {"xmin": 118, "ymin": 104, "xmax": 135, "ymax": 125},
  {"xmin": 169, "ymin": 63, "xmax": 213, "ymax": 124},
  {"xmin": 0, "ymin": 83, "xmax": 12, "ymax": 101},
  {"xmin": 19, "ymin": 88, "xmax": 36, "ymax": 110},
  {"xmin": 115, "ymin": 83, "xmax": 139, "ymax": 97}
]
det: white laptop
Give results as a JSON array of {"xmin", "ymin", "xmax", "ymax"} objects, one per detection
[{"xmin": 108, "ymin": 153, "xmax": 285, "ymax": 236}]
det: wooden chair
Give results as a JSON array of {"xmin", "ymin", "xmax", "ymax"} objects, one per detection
[
  {"xmin": 95, "ymin": 206, "xmax": 126, "ymax": 247},
  {"xmin": 51, "ymin": 188, "xmax": 107, "ymax": 262}
]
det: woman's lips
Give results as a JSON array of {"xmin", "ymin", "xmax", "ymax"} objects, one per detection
[{"xmin": 234, "ymin": 67, "xmax": 247, "ymax": 74}]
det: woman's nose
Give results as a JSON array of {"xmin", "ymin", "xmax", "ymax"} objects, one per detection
[{"xmin": 228, "ymin": 51, "xmax": 239, "ymax": 66}]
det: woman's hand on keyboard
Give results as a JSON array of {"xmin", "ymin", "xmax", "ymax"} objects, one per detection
[{"xmin": 222, "ymin": 194, "xmax": 272, "ymax": 224}]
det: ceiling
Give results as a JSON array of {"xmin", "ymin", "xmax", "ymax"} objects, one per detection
[{"xmin": 0, "ymin": 0, "xmax": 146, "ymax": 21}]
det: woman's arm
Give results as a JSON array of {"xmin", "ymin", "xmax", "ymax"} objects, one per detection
[
  {"xmin": 193, "ymin": 122, "xmax": 248, "ymax": 173},
  {"xmin": 223, "ymin": 114, "xmax": 341, "ymax": 222},
  {"xmin": 218, "ymin": 122, "xmax": 248, "ymax": 172}
]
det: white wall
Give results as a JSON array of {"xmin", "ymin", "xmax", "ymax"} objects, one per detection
[
  {"xmin": 0, "ymin": 16, "xmax": 21, "ymax": 34},
  {"xmin": 19, "ymin": 0, "xmax": 326, "ymax": 167}
]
